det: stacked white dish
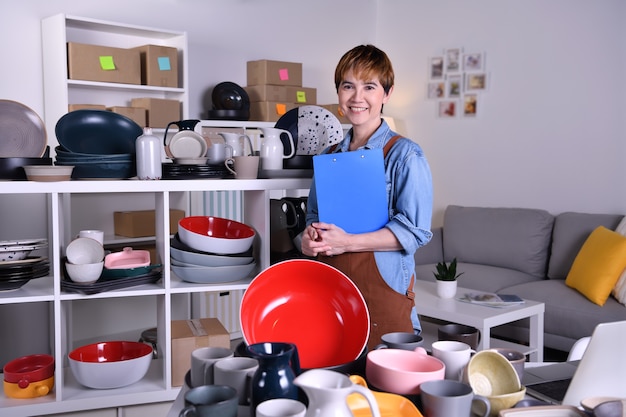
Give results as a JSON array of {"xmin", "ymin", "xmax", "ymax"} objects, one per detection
[{"xmin": 170, "ymin": 234, "xmax": 256, "ymax": 284}]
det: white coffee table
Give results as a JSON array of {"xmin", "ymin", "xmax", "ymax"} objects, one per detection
[{"xmin": 414, "ymin": 281, "xmax": 545, "ymax": 361}]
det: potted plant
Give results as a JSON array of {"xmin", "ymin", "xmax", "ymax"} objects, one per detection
[{"xmin": 433, "ymin": 258, "xmax": 463, "ymax": 298}]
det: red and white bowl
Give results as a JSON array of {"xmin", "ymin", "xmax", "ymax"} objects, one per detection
[{"xmin": 178, "ymin": 216, "xmax": 255, "ymax": 255}]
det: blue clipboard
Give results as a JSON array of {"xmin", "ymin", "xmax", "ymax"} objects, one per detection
[{"xmin": 313, "ymin": 148, "xmax": 388, "ymax": 234}]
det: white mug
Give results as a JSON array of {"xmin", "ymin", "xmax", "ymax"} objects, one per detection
[
  {"xmin": 431, "ymin": 340, "xmax": 475, "ymax": 381},
  {"xmin": 206, "ymin": 143, "xmax": 233, "ymax": 164},
  {"xmin": 78, "ymin": 230, "xmax": 104, "ymax": 245},
  {"xmin": 256, "ymin": 398, "xmax": 306, "ymax": 417},
  {"xmin": 190, "ymin": 347, "xmax": 233, "ymax": 388}
]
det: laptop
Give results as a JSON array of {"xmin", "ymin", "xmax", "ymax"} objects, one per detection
[{"xmin": 524, "ymin": 320, "xmax": 626, "ymax": 406}]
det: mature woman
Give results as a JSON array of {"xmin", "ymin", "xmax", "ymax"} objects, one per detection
[{"xmin": 301, "ymin": 44, "xmax": 433, "ymax": 349}]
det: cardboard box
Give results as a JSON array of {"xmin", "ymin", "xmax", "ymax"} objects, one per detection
[
  {"xmin": 247, "ymin": 60, "xmax": 303, "ymax": 87},
  {"xmin": 67, "ymin": 42, "xmax": 141, "ymax": 85},
  {"xmin": 107, "ymin": 106, "xmax": 147, "ymax": 127},
  {"xmin": 132, "ymin": 44, "xmax": 179, "ymax": 88},
  {"xmin": 113, "ymin": 209, "xmax": 186, "ymax": 238},
  {"xmin": 131, "ymin": 98, "xmax": 181, "ymax": 128},
  {"xmin": 68, "ymin": 104, "xmax": 107, "ymax": 112},
  {"xmin": 287, "ymin": 86, "xmax": 317, "ymax": 105},
  {"xmin": 244, "ymin": 85, "xmax": 289, "ymax": 102},
  {"xmin": 321, "ymin": 104, "xmax": 350, "ymax": 124},
  {"xmin": 171, "ymin": 318, "xmax": 230, "ymax": 386},
  {"xmin": 249, "ymin": 101, "xmax": 296, "ymax": 122}
]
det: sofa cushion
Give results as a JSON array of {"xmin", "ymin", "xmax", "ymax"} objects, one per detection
[
  {"xmin": 442, "ymin": 206, "xmax": 554, "ymax": 278},
  {"xmin": 414, "ymin": 227, "xmax": 443, "ymax": 265},
  {"xmin": 548, "ymin": 212, "xmax": 624, "ymax": 279},
  {"xmin": 565, "ymin": 226, "xmax": 626, "ymax": 306},
  {"xmin": 612, "ymin": 216, "xmax": 626, "ymax": 305},
  {"xmin": 414, "ymin": 262, "xmax": 540, "ymax": 293},
  {"xmin": 505, "ymin": 280, "xmax": 626, "ymax": 343}
]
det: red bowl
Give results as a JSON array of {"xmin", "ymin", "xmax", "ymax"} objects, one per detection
[
  {"xmin": 178, "ymin": 216, "xmax": 255, "ymax": 254},
  {"xmin": 240, "ymin": 259, "xmax": 369, "ymax": 369},
  {"xmin": 69, "ymin": 341, "xmax": 152, "ymax": 363},
  {"xmin": 3, "ymin": 354, "xmax": 54, "ymax": 386}
]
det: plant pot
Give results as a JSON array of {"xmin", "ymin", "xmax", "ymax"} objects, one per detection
[{"xmin": 436, "ymin": 280, "xmax": 457, "ymax": 299}]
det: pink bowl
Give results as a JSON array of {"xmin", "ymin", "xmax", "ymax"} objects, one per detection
[
  {"xmin": 366, "ymin": 347, "xmax": 445, "ymax": 395},
  {"xmin": 178, "ymin": 216, "xmax": 255, "ymax": 254}
]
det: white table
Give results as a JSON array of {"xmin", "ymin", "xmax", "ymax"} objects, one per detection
[{"xmin": 414, "ymin": 281, "xmax": 545, "ymax": 361}]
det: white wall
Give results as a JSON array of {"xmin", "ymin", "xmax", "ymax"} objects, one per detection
[{"xmin": 1, "ymin": 0, "xmax": 624, "ymax": 227}]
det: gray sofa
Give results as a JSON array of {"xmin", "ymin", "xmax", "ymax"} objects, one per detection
[{"xmin": 413, "ymin": 205, "xmax": 626, "ymax": 352}]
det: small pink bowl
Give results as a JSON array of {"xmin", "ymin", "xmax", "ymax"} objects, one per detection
[
  {"xmin": 104, "ymin": 247, "xmax": 150, "ymax": 269},
  {"xmin": 366, "ymin": 347, "xmax": 445, "ymax": 395}
]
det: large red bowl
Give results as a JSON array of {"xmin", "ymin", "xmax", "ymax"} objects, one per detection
[{"xmin": 240, "ymin": 259, "xmax": 369, "ymax": 369}]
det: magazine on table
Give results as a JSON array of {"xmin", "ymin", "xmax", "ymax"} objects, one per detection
[{"xmin": 457, "ymin": 292, "xmax": 525, "ymax": 307}]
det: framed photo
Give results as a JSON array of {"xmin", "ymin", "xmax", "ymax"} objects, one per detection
[
  {"xmin": 465, "ymin": 73, "xmax": 488, "ymax": 91},
  {"xmin": 446, "ymin": 75, "xmax": 463, "ymax": 98},
  {"xmin": 427, "ymin": 81, "xmax": 445, "ymax": 99},
  {"xmin": 444, "ymin": 48, "xmax": 462, "ymax": 73},
  {"xmin": 463, "ymin": 94, "xmax": 478, "ymax": 117},
  {"xmin": 438, "ymin": 100, "xmax": 458, "ymax": 118},
  {"xmin": 462, "ymin": 52, "xmax": 485, "ymax": 72},
  {"xmin": 429, "ymin": 56, "xmax": 444, "ymax": 80}
]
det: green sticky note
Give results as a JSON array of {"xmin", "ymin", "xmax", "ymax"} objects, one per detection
[
  {"xmin": 296, "ymin": 91, "xmax": 307, "ymax": 103},
  {"xmin": 99, "ymin": 56, "xmax": 115, "ymax": 70},
  {"xmin": 157, "ymin": 56, "xmax": 171, "ymax": 71}
]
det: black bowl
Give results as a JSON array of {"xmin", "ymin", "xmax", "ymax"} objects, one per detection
[
  {"xmin": 211, "ymin": 82, "xmax": 250, "ymax": 111},
  {"xmin": 0, "ymin": 157, "xmax": 53, "ymax": 180},
  {"xmin": 284, "ymin": 155, "xmax": 313, "ymax": 170},
  {"xmin": 207, "ymin": 109, "xmax": 250, "ymax": 121}
]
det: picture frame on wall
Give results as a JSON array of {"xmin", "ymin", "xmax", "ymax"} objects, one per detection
[
  {"xmin": 446, "ymin": 75, "xmax": 462, "ymax": 98},
  {"xmin": 462, "ymin": 52, "xmax": 485, "ymax": 72},
  {"xmin": 429, "ymin": 56, "xmax": 444, "ymax": 79},
  {"xmin": 444, "ymin": 48, "xmax": 462, "ymax": 73},
  {"xmin": 438, "ymin": 100, "xmax": 458, "ymax": 118},
  {"xmin": 466, "ymin": 73, "xmax": 488, "ymax": 91},
  {"xmin": 463, "ymin": 94, "xmax": 478, "ymax": 117},
  {"xmin": 427, "ymin": 81, "xmax": 445, "ymax": 99}
]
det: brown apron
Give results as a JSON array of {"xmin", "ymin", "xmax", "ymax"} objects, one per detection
[{"xmin": 319, "ymin": 136, "xmax": 416, "ymax": 351}]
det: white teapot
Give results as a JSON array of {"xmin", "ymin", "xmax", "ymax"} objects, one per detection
[{"xmin": 259, "ymin": 127, "xmax": 295, "ymax": 170}]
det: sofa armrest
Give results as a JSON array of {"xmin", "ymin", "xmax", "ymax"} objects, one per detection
[{"xmin": 414, "ymin": 227, "xmax": 443, "ymax": 265}]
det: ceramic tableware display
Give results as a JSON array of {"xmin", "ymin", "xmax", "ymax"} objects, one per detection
[
  {"xmin": 247, "ymin": 342, "xmax": 301, "ymax": 416},
  {"xmin": 259, "ymin": 127, "xmax": 295, "ymax": 170},
  {"xmin": 190, "ymin": 346, "xmax": 233, "ymax": 387},
  {"xmin": 294, "ymin": 369, "xmax": 381, "ymax": 417},
  {"xmin": 431, "ymin": 340, "xmax": 475, "ymax": 381},
  {"xmin": 213, "ymin": 357, "xmax": 259, "ymax": 406},
  {"xmin": 218, "ymin": 132, "xmax": 254, "ymax": 157},
  {"xmin": 179, "ymin": 385, "xmax": 238, "ymax": 417},
  {"xmin": 420, "ymin": 379, "xmax": 490, "ymax": 417}
]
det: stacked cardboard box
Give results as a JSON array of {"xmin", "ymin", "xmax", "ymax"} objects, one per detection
[{"xmin": 245, "ymin": 59, "xmax": 317, "ymax": 122}]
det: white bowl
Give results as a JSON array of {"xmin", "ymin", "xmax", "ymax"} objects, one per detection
[
  {"xmin": 170, "ymin": 246, "xmax": 253, "ymax": 267},
  {"xmin": 65, "ymin": 261, "xmax": 104, "ymax": 284},
  {"xmin": 178, "ymin": 216, "xmax": 255, "ymax": 255},
  {"xmin": 23, "ymin": 165, "xmax": 74, "ymax": 181},
  {"xmin": 66, "ymin": 237, "xmax": 104, "ymax": 265},
  {"xmin": 171, "ymin": 262, "xmax": 256, "ymax": 284},
  {"xmin": 68, "ymin": 341, "xmax": 152, "ymax": 389}
]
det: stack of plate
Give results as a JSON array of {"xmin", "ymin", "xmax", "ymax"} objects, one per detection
[
  {"xmin": 170, "ymin": 234, "xmax": 256, "ymax": 284},
  {"xmin": 54, "ymin": 110, "xmax": 141, "ymax": 179},
  {"xmin": 0, "ymin": 256, "xmax": 49, "ymax": 291},
  {"xmin": 162, "ymin": 163, "xmax": 231, "ymax": 180},
  {"xmin": 0, "ymin": 238, "xmax": 48, "ymax": 262}
]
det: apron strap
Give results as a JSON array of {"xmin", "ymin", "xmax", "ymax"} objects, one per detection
[{"xmin": 328, "ymin": 134, "xmax": 403, "ymax": 155}]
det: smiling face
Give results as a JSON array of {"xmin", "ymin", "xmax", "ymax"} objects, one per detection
[{"xmin": 338, "ymin": 70, "xmax": 392, "ymax": 131}]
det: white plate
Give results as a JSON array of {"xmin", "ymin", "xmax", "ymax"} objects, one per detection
[
  {"xmin": 168, "ymin": 133, "xmax": 208, "ymax": 159},
  {"xmin": 172, "ymin": 262, "xmax": 256, "ymax": 284},
  {"xmin": 0, "ymin": 243, "xmax": 47, "ymax": 252},
  {"xmin": 275, "ymin": 105, "xmax": 344, "ymax": 156},
  {"xmin": 0, "ymin": 100, "xmax": 47, "ymax": 157},
  {"xmin": 0, "ymin": 256, "xmax": 47, "ymax": 266},
  {"xmin": 170, "ymin": 246, "xmax": 254, "ymax": 267},
  {"xmin": 0, "ymin": 238, "xmax": 47, "ymax": 247}
]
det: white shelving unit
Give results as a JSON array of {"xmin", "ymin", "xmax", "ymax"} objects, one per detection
[
  {"xmin": 0, "ymin": 178, "xmax": 311, "ymax": 416},
  {"xmin": 41, "ymin": 14, "xmax": 189, "ymax": 153}
]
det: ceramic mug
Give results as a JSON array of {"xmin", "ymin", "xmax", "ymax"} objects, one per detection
[
  {"xmin": 179, "ymin": 384, "xmax": 238, "ymax": 417},
  {"xmin": 488, "ymin": 348, "xmax": 526, "ymax": 382},
  {"xmin": 376, "ymin": 332, "xmax": 424, "ymax": 351},
  {"xmin": 420, "ymin": 379, "xmax": 490, "ymax": 417},
  {"xmin": 431, "ymin": 340, "xmax": 475, "ymax": 381},
  {"xmin": 190, "ymin": 346, "xmax": 233, "ymax": 387},
  {"xmin": 438, "ymin": 324, "xmax": 481, "ymax": 350},
  {"xmin": 207, "ymin": 143, "xmax": 233, "ymax": 164},
  {"xmin": 213, "ymin": 356, "xmax": 259, "ymax": 406},
  {"xmin": 256, "ymin": 398, "xmax": 307, "ymax": 417},
  {"xmin": 225, "ymin": 155, "xmax": 260, "ymax": 179},
  {"xmin": 78, "ymin": 229, "xmax": 104, "ymax": 245}
]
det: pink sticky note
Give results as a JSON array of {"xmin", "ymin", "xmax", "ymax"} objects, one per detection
[{"xmin": 279, "ymin": 68, "xmax": 289, "ymax": 81}]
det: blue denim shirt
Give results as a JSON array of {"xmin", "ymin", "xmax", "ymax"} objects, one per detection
[{"xmin": 306, "ymin": 120, "xmax": 433, "ymax": 331}]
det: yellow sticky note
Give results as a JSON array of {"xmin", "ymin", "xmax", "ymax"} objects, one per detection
[
  {"xmin": 296, "ymin": 91, "xmax": 307, "ymax": 103},
  {"xmin": 276, "ymin": 103, "xmax": 287, "ymax": 115},
  {"xmin": 99, "ymin": 56, "xmax": 116, "ymax": 70}
]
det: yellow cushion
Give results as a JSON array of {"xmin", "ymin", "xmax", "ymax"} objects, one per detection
[{"xmin": 566, "ymin": 226, "xmax": 626, "ymax": 306}]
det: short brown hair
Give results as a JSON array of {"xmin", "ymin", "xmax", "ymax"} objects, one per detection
[{"xmin": 334, "ymin": 45, "xmax": 394, "ymax": 94}]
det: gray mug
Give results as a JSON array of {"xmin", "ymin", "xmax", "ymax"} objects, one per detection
[
  {"xmin": 438, "ymin": 324, "xmax": 481, "ymax": 350},
  {"xmin": 375, "ymin": 332, "xmax": 424, "ymax": 350},
  {"xmin": 179, "ymin": 385, "xmax": 238, "ymax": 417},
  {"xmin": 420, "ymin": 379, "xmax": 490, "ymax": 417}
]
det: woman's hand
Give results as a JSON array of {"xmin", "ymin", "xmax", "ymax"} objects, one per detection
[{"xmin": 300, "ymin": 222, "xmax": 348, "ymax": 257}]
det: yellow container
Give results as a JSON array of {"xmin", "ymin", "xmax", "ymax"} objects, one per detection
[{"xmin": 3, "ymin": 376, "xmax": 54, "ymax": 399}]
